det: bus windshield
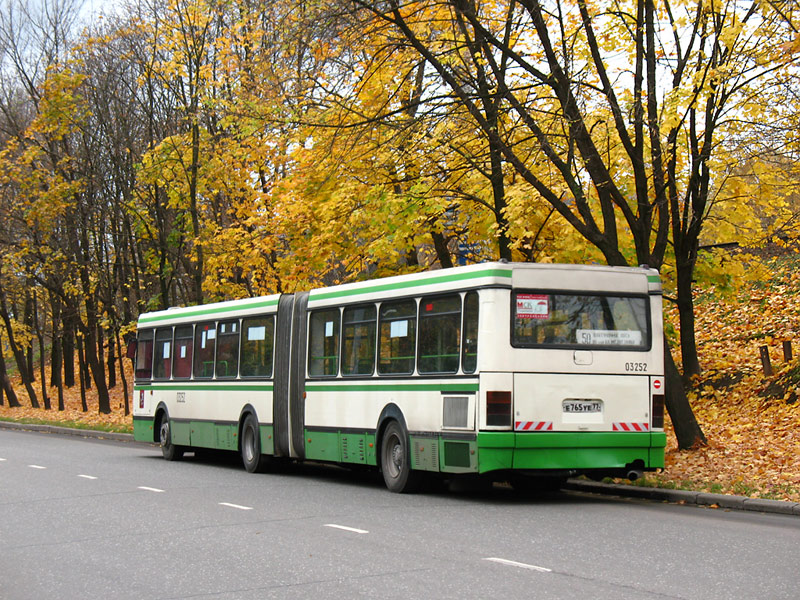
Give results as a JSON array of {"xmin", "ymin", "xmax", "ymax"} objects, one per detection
[{"xmin": 512, "ymin": 292, "xmax": 650, "ymax": 350}]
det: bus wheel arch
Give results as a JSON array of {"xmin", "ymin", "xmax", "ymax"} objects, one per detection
[
  {"xmin": 376, "ymin": 405, "xmax": 419, "ymax": 493},
  {"xmin": 155, "ymin": 404, "xmax": 183, "ymax": 461},
  {"xmin": 239, "ymin": 406, "xmax": 269, "ymax": 473}
]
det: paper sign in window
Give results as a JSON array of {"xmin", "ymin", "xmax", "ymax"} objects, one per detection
[
  {"xmin": 390, "ymin": 320, "xmax": 408, "ymax": 338},
  {"xmin": 577, "ymin": 329, "xmax": 642, "ymax": 345},
  {"xmin": 516, "ymin": 294, "xmax": 549, "ymax": 319},
  {"xmin": 325, "ymin": 321, "xmax": 334, "ymax": 337},
  {"xmin": 162, "ymin": 342, "xmax": 171, "ymax": 359},
  {"xmin": 247, "ymin": 326, "xmax": 266, "ymax": 341},
  {"xmin": 180, "ymin": 346, "xmax": 187, "ymax": 358}
]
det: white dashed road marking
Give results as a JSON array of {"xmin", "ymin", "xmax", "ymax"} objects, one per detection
[
  {"xmin": 28, "ymin": 465, "xmax": 47, "ymax": 469},
  {"xmin": 324, "ymin": 524, "xmax": 369, "ymax": 534},
  {"xmin": 138, "ymin": 486, "xmax": 165, "ymax": 493},
  {"xmin": 78, "ymin": 474, "xmax": 98, "ymax": 480},
  {"xmin": 484, "ymin": 557, "xmax": 552, "ymax": 573},
  {"xmin": 219, "ymin": 502, "xmax": 253, "ymax": 511}
]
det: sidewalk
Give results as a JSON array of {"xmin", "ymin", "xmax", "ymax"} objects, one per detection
[
  {"xmin": 0, "ymin": 419, "xmax": 135, "ymax": 442},
  {"xmin": 563, "ymin": 478, "xmax": 800, "ymax": 515},
  {"xmin": 2, "ymin": 420, "xmax": 798, "ymax": 515}
]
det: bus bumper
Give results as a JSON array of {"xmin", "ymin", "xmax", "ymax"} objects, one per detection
[
  {"xmin": 476, "ymin": 431, "xmax": 667, "ymax": 474},
  {"xmin": 133, "ymin": 415, "xmax": 156, "ymax": 443}
]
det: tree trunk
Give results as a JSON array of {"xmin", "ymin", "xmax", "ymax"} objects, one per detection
[
  {"xmin": 62, "ymin": 308, "xmax": 76, "ymax": 388},
  {"xmin": 431, "ymin": 231, "xmax": 454, "ymax": 268},
  {"xmin": 50, "ymin": 295, "xmax": 65, "ymax": 410},
  {"xmin": 664, "ymin": 339, "xmax": 706, "ymax": 449},
  {"xmin": 0, "ymin": 283, "xmax": 39, "ymax": 408},
  {"xmin": 115, "ymin": 329, "xmax": 130, "ymax": 416},
  {"xmin": 77, "ymin": 335, "xmax": 88, "ymax": 412},
  {"xmin": 107, "ymin": 334, "xmax": 117, "ymax": 389},
  {"xmin": 0, "ymin": 333, "xmax": 19, "ymax": 407},
  {"xmin": 24, "ymin": 290, "xmax": 34, "ymax": 382},
  {"xmin": 676, "ymin": 259, "xmax": 701, "ymax": 381},
  {"xmin": 33, "ymin": 290, "xmax": 50, "ymax": 410}
]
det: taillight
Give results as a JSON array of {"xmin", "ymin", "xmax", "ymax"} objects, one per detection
[
  {"xmin": 486, "ymin": 391, "xmax": 512, "ymax": 426},
  {"xmin": 651, "ymin": 394, "xmax": 665, "ymax": 429}
]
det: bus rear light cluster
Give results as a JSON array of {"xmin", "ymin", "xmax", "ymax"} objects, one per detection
[
  {"xmin": 486, "ymin": 391, "xmax": 512, "ymax": 426},
  {"xmin": 651, "ymin": 394, "xmax": 665, "ymax": 429}
]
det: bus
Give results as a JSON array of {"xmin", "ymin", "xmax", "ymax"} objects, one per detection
[{"xmin": 132, "ymin": 262, "xmax": 666, "ymax": 492}]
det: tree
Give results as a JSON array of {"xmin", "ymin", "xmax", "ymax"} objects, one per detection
[{"xmin": 339, "ymin": 0, "xmax": 800, "ymax": 447}]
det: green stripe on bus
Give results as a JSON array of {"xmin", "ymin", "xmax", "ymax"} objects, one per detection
[
  {"xmin": 309, "ymin": 268, "xmax": 512, "ymax": 301},
  {"xmin": 139, "ymin": 298, "xmax": 279, "ymax": 324},
  {"xmin": 134, "ymin": 384, "xmax": 274, "ymax": 392},
  {"xmin": 305, "ymin": 382, "xmax": 479, "ymax": 393},
  {"xmin": 647, "ymin": 275, "xmax": 660, "ymax": 283}
]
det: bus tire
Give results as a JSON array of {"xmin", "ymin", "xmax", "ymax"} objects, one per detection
[
  {"xmin": 159, "ymin": 414, "xmax": 184, "ymax": 461},
  {"xmin": 241, "ymin": 413, "xmax": 269, "ymax": 473},
  {"xmin": 380, "ymin": 420, "xmax": 420, "ymax": 493}
]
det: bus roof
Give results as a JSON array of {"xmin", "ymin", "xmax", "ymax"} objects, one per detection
[{"xmin": 137, "ymin": 262, "xmax": 660, "ymax": 327}]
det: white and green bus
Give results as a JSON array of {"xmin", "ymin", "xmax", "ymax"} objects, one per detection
[{"xmin": 132, "ymin": 262, "xmax": 666, "ymax": 492}]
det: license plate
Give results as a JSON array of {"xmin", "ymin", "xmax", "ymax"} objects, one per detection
[{"xmin": 563, "ymin": 400, "xmax": 602, "ymax": 413}]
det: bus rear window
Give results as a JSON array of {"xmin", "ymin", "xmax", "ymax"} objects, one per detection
[{"xmin": 512, "ymin": 292, "xmax": 649, "ymax": 350}]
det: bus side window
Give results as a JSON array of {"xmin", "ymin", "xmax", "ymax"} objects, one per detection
[
  {"xmin": 308, "ymin": 309, "xmax": 340, "ymax": 377},
  {"xmin": 418, "ymin": 294, "xmax": 461, "ymax": 374},
  {"xmin": 241, "ymin": 316, "xmax": 274, "ymax": 378},
  {"xmin": 153, "ymin": 328, "xmax": 173, "ymax": 380},
  {"xmin": 135, "ymin": 330, "xmax": 154, "ymax": 380},
  {"xmin": 194, "ymin": 322, "xmax": 217, "ymax": 379},
  {"xmin": 378, "ymin": 300, "xmax": 416, "ymax": 375},
  {"xmin": 173, "ymin": 325, "xmax": 193, "ymax": 379},
  {"xmin": 342, "ymin": 304, "xmax": 376, "ymax": 376},
  {"xmin": 462, "ymin": 291, "xmax": 479, "ymax": 373},
  {"xmin": 216, "ymin": 320, "xmax": 240, "ymax": 378}
]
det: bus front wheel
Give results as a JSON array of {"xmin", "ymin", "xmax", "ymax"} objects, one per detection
[
  {"xmin": 241, "ymin": 414, "xmax": 269, "ymax": 473},
  {"xmin": 380, "ymin": 420, "xmax": 420, "ymax": 493},
  {"xmin": 159, "ymin": 415, "xmax": 184, "ymax": 461}
]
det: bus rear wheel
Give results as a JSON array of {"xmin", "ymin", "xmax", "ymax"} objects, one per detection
[
  {"xmin": 241, "ymin": 413, "xmax": 269, "ymax": 473},
  {"xmin": 380, "ymin": 421, "xmax": 420, "ymax": 493},
  {"xmin": 159, "ymin": 415, "xmax": 184, "ymax": 461}
]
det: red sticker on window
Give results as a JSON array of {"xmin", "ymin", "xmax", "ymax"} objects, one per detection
[{"xmin": 516, "ymin": 294, "xmax": 549, "ymax": 319}]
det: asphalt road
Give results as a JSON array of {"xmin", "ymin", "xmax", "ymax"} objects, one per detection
[{"xmin": 1, "ymin": 429, "xmax": 798, "ymax": 600}]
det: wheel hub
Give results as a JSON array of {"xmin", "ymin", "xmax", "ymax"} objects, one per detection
[{"xmin": 391, "ymin": 441, "xmax": 403, "ymax": 470}]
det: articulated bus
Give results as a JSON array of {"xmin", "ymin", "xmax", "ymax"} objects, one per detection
[{"xmin": 132, "ymin": 262, "xmax": 666, "ymax": 492}]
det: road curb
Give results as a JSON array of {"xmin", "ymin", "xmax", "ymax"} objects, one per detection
[
  {"xmin": 0, "ymin": 419, "xmax": 135, "ymax": 442},
  {"xmin": 564, "ymin": 479, "xmax": 800, "ymax": 516}
]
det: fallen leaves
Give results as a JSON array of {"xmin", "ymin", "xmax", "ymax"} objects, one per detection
[{"xmin": 648, "ymin": 254, "xmax": 800, "ymax": 502}]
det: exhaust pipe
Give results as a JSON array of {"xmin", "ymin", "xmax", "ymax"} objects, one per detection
[{"xmin": 627, "ymin": 469, "xmax": 643, "ymax": 482}]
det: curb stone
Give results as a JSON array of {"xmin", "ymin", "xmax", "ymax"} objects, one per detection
[
  {"xmin": 564, "ymin": 478, "xmax": 800, "ymax": 516},
  {"xmin": 0, "ymin": 419, "xmax": 134, "ymax": 442},
  {"xmin": 2, "ymin": 420, "xmax": 798, "ymax": 515}
]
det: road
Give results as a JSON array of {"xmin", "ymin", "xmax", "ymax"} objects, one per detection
[{"xmin": 1, "ymin": 429, "xmax": 798, "ymax": 599}]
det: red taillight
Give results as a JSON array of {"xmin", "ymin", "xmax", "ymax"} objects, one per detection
[
  {"xmin": 651, "ymin": 394, "xmax": 665, "ymax": 429},
  {"xmin": 486, "ymin": 391, "xmax": 512, "ymax": 426}
]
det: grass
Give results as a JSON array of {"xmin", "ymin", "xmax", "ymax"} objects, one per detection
[{"xmin": 0, "ymin": 415, "xmax": 132, "ymax": 434}]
